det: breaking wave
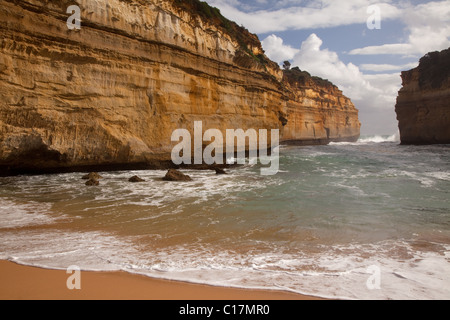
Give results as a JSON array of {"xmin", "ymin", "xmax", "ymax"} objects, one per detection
[{"xmin": 358, "ymin": 132, "xmax": 400, "ymax": 143}]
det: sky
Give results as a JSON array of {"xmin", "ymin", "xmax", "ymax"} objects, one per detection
[{"xmin": 205, "ymin": 0, "xmax": 450, "ymax": 135}]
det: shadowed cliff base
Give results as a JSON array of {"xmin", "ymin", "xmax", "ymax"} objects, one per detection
[
  {"xmin": 396, "ymin": 47, "xmax": 450, "ymax": 145},
  {"xmin": 282, "ymin": 135, "xmax": 360, "ymax": 146},
  {"xmin": 0, "ymin": 144, "xmax": 280, "ymax": 177},
  {"xmin": 0, "ymin": 161, "xmax": 172, "ymax": 177},
  {"xmin": 0, "ymin": 161, "xmax": 241, "ymax": 177}
]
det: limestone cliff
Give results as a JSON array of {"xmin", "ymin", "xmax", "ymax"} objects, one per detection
[
  {"xmin": 395, "ymin": 48, "xmax": 450, "ymax": 145},
  {"xmin": 282, "ymin": 67, "xmax": 360, "ymax": 145},
  {"xmin": 0, "ymin": 0, "xmax": 360, "ymax": 175}
]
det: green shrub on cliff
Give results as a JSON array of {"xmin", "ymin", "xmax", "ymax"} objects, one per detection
[
  {"xmin": 284, "ymin": 67, "xmax": 333, "ymax": 88},
  {"xmin": 174, "ymin": 0, "xmax": 233, "ymax": 32}
]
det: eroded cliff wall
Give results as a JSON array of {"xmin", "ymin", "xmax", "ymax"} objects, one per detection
[
  {"xmin": 0, "ymin": 0, "xmax": 360, "ymax": 174},
  {"xmin": 282, "ymin": 68, "xmax": 360, "ymax": 145},
  {"xmin": 395, "ymin": 48, "xmax": 450, "ymax": 145}
]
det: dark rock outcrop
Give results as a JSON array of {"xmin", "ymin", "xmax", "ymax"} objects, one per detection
[
  {"xmin": 82, "ymin": 172, "xmax": 103, "ymax": 180},
  {"xmin": 85, "ymin": 179, "xmax": 99, "ymax": 186},
  {"xmin": 163, "ymin": 169, "xmax": 192, "ymax": 182},
  {"xmin": 129, "ymin": 175, "xmax": 145, "ymax": 182},
  {"xmin": 213, "ymin": 167, "xmax": 227, "ymax": 175}
]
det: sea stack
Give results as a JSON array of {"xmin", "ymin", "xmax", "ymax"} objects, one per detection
[{"xmin": 395, "ymin": 47, "xmax": 450, "ymax": 145}]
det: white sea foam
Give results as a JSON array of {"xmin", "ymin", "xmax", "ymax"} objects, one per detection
[
  {"xmin": 85, "ymin": 169, "xmax": 268, "ymax": 210},
  {"xmin": 1, "ymin": 142, "xmax": 448, "ymax": 300},
  {"xmin": 330, "ymin": 133, "xmax": 400, "ymax": 146},
  {"xmin": 394, "ymin": 170, "xmax": 437, "ymax": 188},
  {"xmin": 425, "ymin": 171, "xmax": 450, "ymax": 182},
  {"xmin": 328, "ymin": 181, "xmax": 367, "ymax": 196},
  {"xmin": 2, "ymin": 224, "xmax": 448, "ymax": 300},
  {"xmin": 0, "ymin": 229, "xmax": 139, "ymax": 272},
  {"xmin": 0, "ymin": 200, "xmax": 58, "ymax": 228},
  {"xmin": 358, "ymin": 133, "xmax": 400, "ymax": 144}
]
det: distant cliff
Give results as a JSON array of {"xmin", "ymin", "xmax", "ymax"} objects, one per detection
[
  {"xmin": 395, "ymin": 48, "xmax": 450, "ymax": 145},
  {"xmin": 0, "ymin": 0, "xmax": 360, "ymax": 175},
  {"xmin": 282, "ymin": 67, "xmax": 360, "ymax": 145}
]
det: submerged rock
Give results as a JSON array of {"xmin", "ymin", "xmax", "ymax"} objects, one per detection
[
  {"xmin": 82, "ymin": 172, "xmax": 103, "ymax": 180},
  {"xmin": 213, "ymin": 167, "xmax": 227, "ymax": 175},
  {"xmin": 129, "ymin": 175, "xmax": 145, "ymax": 182},
  {"xmin": 85, "ymin": 179, "xmax": 99, "ymax": 186},
  {"xmin": 163, "ymin": 169, "xmax": 192, "ymax": 182}
]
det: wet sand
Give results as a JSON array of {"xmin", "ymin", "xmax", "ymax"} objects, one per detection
[{"xmin": 0, "ymin": 260, "xmax": 322, "ymax": 300}]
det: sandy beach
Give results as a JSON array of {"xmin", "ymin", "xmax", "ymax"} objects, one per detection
[{"xmin": 0, "ymin": 260, "xmax": 321, "ymax": 300}]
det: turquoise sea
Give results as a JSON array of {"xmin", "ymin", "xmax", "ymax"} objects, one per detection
[{"xmin": 1, "ymin": 135, "xmax": 449, "ymax": 299}]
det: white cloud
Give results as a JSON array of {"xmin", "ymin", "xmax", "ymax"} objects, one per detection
[
  {"xmin": 349, "ymin": 43, "xmax": 413, "ymax": 56},
  {"xmin": 349, "ymin": 1, "xmax": 450, "ymax": 56},
  {"xmin": 262, "ymin": 33, "xmax": 401, "ymax": 134},
  {"xmin": 210, "ymin": 0, "xmax": 449, "ymax": 58},
  {"xmin": 362, "ymin": 73, "xmax": 402, "ymax": 104},
  {"xmin": 208, "ymin": 0, "xmax": 401, "ymax": 33},
  {"xmin": 261, "ymin": 35, "xmax": 300, "ymax": 63},
  {"xmin": 291, "ymin": 34, "xmax": 378, "ymax": 101},
  {"xmin": 359, "ymin": 62, "xmax": 418, "ymax": 72},
  {"xmin": 207, "ymin": 0, "xmax": 450, "ymax": 134}
]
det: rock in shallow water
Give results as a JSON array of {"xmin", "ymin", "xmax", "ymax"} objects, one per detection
[
  {"xmin": 213, "ymin": 167, "xmax": 227, "ymax": 175},
  {"xmin": 129, "ymin": 175, "xmax": 145, "ymax": 182},
  {"xmin": 82, "ymin": 172, "xmax": 103, "ymax": 180},
  {"xmin": 163, "ymin": 169, "xmax": 192, "ymax": 182},
  {"xmin": 85, "ymin": 179, "xmax": 100, "ymax": 186}
]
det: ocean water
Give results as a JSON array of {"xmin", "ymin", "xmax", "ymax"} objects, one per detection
[{"xmin": 1, "ymin": 135, "xmax": 449, "ymax": 300}]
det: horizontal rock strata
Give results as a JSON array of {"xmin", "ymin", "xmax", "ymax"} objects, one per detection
[
  {"xmin": 395, "ymin": 48, "xmax": 450, "ymax": 145},
  {"xmin": 0, "ymin": 0, "xmax": 360, "ymax": 175}
]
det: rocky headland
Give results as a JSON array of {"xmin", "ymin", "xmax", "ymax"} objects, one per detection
[
  {"xmin": 0, "ymin": 0, "xmax": 360, "ymax": 176},
  {"xmin": 395, "ymin": 47, "xmax": 450, "ymax": 145}
]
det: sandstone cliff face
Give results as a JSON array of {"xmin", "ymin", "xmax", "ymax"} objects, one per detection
[
  {"xmin": 0, "ymin": 0, "xmax": 360, "ymax": 175},
  {"xmin": 395, "ymin": 48, "xmax": 450, "ymax": 145},
  {"xmin": 282, "ymin": 68, "xmax": 360, "ymax": 145}
]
